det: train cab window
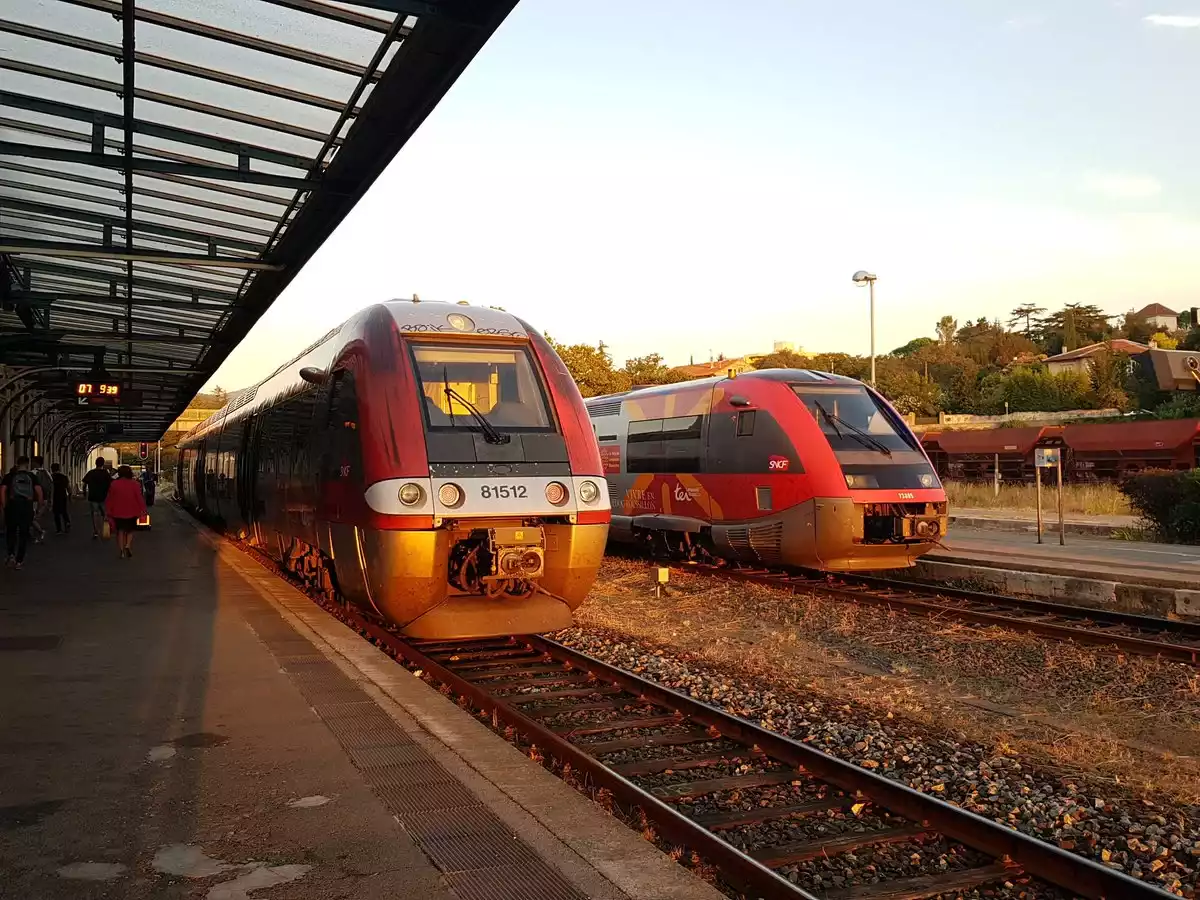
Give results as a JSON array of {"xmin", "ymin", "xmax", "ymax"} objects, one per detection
[
  {"xmin": 791, "ymin": 385, "xmax": 919, "ymax": 455},
  {"xmin": 736, "ymin": 410, "xmax": 756, "ymax": 436},
  {"xmin": 411, "ymin": 344, "xmax": 552, "ymax": 432}
]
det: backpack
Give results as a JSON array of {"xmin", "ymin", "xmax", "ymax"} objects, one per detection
[{"xmin": 10, "ymin": 470, "xmax": 35, "ymax": 502}]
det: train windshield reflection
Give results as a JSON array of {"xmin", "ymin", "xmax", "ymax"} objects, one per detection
[
  {"xmin": 412, "ymin": 344, "xmax": 553, "ymax": 431},
  {"xmin": 791, "ymin": 385, "xmax": 919, "ymax": 453}
]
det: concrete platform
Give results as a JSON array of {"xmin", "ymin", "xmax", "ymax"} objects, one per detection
[
  {"xmin": 947, "ymin": 506, "xmax": 1136, "ymax": 537},
  {"xmin": 0, "ymin": 502, "xmax": 723, "ymax": 900},
  {"xmin": 911, "ymin": 527, "xmax": 1200, "ymax": 619}
]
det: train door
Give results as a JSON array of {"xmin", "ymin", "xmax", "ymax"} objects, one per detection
[
  {"xmin": 321, "ymin": 365, "xmax": 369, "ymax": 601},
  {"xmin": 236, "ymin": 413, "xmax": 259, "ymax": 527},
  {"xmin": 193, "ymin": 442, "xmax": 207, "ymax": 510}
]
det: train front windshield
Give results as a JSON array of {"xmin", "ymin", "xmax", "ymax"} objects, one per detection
[
  {"xmin": 792, "ymin": 386, "xmax": 917, "ymax": 451},
  {"xmin": 412, "ymin": 344, "xmax": 554, "ymax": 432}
]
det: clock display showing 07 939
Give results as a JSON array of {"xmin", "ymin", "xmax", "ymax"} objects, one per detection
[{"xmin": 76, "ymin": 382, "xmax": 121, "ymax": 402}]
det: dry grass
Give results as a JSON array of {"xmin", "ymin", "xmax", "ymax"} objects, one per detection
[
  {"xmin": 575, "ymin": 558, "xmax": 1200, "ymax": 806},
  {"xmin": 946, "ymin": 480, "xmax": 1132, "ymax": 517}
]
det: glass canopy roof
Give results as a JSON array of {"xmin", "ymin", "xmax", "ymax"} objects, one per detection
[{"xmin": 0, "ymin": 0, "xmax": 515, "ymax": 445}]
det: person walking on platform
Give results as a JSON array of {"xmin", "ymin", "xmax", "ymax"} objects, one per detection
[
  {"xmin": 31, "ymin": 456, "xmax": 52, "ymax": 544},
  {"xmin": 50, "ymin": 463, "xmax": 72, "ymax": 534},
  {"xmin": 82, "ymin": 459, "xmax": 112, "ymax": 539},
  {"xmin": 141, "ymin": 467, "xmax": 156, "ymax": 508},
  {"xmin": 105, "ymin": 466, "xmax": 147, "ymax": 559},
  {"xmin": 2, "ymin": 456, "xmax": 43, "ymax": 569}
]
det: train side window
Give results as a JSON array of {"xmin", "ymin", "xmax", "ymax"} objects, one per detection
[{"xmin": 736, "ymin": 410, "xmax": 756, "ymax": 436}]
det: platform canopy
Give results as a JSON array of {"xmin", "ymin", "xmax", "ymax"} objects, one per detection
[{"xmin": 0, "ymin": 0, "xmax": 516, "ymax": 448}]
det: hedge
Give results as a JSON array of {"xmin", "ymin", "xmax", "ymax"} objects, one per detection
[{"xmin": 1119, "ymin": 470, "xmax": 1200, "ymax": 544}]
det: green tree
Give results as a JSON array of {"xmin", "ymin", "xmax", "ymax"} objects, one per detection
[
  {"xmin": 544, "ymin": 338, "xmax": 630, "ymax": 397},
  {"xmin": 980, "ymin": 366, "xmax": 1093, "ymax": 413},
  {"xmin": 1119, "ymin": 311, "xmax": 1155, "ymax": 344},
  {"xmin": 621, "ymin": 353, "xmax": 687, "ymax": 386},
  {"xmin": 752, "ymin": 349, "xmax": 809, "ymax": 370},
  {"xmin": 936, "ymin": 316, "xmax": 958, "ymax": 346},
  {"xmin": 875, "ymin": 358, "xmax": 942, "ymax": 416},
  {"xmin": 1087, "ymin": 344, "xmax": 1131, "ymax": 410},
  {"xmin": 1009, "ymin": 303, "xmax": 1046, "ymax": 336},
  {"xmin": 1036, "ymin": 303, "xmax": 1112, "ymax": 354},
  {"xmin": 891, "ymin": 336, "xmax": 937, "ymax": 356}
]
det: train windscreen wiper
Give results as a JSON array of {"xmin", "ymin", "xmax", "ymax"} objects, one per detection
[
  {"xmin": 814, "ymin": 401, "xmax": 892, "ymax": 457},
  {"xmin": 442, "ymin": 369, "xmax": 510, "ymax": 444}
]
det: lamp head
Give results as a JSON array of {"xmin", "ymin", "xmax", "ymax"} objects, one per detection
[{"xmin": 852, "ymin": 270, "xmax": 877, "ymax": 284}]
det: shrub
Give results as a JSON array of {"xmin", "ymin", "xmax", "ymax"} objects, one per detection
[{"xmin": 1119, "ymin": 470, "xmax": 1200, "ymax": 543}]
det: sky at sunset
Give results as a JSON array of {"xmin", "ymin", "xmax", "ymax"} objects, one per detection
[{"xmin": 206, "ymin": 0, "xmax": 1200, "ymax": 391}]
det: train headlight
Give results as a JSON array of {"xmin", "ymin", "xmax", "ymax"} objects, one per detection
[
  {"xmin": 578, "ymin": 480, "xmax": 600, "ymax": 504},
  {"xmin": 446, "ymin": 313, "xmax": 475, "ymax": 332},
  {"xmin": 844, "ymin": 473, "xmax": 878, "ymax": 489},
  {"xmin": 545, "ymin": 481, "xmax": 569, "ymax": 506},
  {"xmin": 919, "ymin": 473, "xmax": 936, "ymax": 488},
  {"xmin": 398, "ymin": 483, "xmax": 424, "ymax": 506},
  {"xmin": 438, "ymin": 483, "xmax": 464, "ymax": 508}
]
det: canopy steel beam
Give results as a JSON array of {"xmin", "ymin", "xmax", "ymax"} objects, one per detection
[
  {"xmin": 262, "ymin": 0, "xmax": 393, "ymax": 32},
  {"xmin": 10, "ymin": 292, "xmax": 229, "ymax": 315},
  {"xmin": 16, "ymin": 260, "xmax": 238, "ymax": 303},
  {"xmin": 0, "ymin": 330, "xmax": 213, "ymax": 347},
  {"xmin": 59, "ymin": 0, "xmax": 385, "ymax": 80},
  {"xmin": 0, "ymin": 241, "xmax": 281, "ymax": 270},
  {"xmin": 0, "ymin": 117, "xmax": 296, "ymax": 204},
  {"xmin": 0, "ymin": 58, "xmax": 341, "ymax": 146},
  {"xmin": 0, "ymin": 161, "xmax": 289, "ymax": 223},
  {"xmin": 0, "ymin": 196, "xmax": 266, "ymax": 251},
  {"xmin": 0, "ymin": 90, "xmax": 317, "ymax": 171},
  {"xmin": 0, "ymin": 142, "xmax": 321, "ymax": 191},
  {"xmin": 0, "ymin": 19, "xmax": 361, "ymax": 115}
]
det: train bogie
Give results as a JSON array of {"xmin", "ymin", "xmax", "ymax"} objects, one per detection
[{"xmin": 178, "ymin": 300, "xmax": 610, "ymax": 639}]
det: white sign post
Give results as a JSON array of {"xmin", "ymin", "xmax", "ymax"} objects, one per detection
[{"xmin": 1034, "ymin": 448, "xmax": 1063, "ymax": 545}]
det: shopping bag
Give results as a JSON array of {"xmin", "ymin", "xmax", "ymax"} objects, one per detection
[{"xmin": 101, "ymin": 520, "xmax": 112, "ymax": 540}]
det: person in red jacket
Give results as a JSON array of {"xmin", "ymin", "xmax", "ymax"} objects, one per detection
[{"xmin": 106, "ymin": 465, "xmax": 148, "ymax": 559}]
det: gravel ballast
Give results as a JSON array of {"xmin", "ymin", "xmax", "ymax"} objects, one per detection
[{"xmin": 557, "ymin": 627, "xmax": 1200, "ymax": 897}]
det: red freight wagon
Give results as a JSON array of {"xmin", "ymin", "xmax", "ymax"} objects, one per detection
[
  {"xmin": 1062, "ymin": 419, "xmax": 1200, "ymax": 481},
  {"xmin": 924, "ymin": 427, "xmax": 1048, "ymax": 482}
]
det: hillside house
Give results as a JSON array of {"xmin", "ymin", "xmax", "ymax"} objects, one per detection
[
  {"xmin": 1133, "ymin": 303, "xmax": 1179, "ymax": 331},
  {"xmin": 1043, "ymin": 339, "xmax": 1148, "ymax": 377}
]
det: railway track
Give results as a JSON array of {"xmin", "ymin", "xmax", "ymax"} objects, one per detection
[
  {"xmin": 663, "ymin": 560, "xmax": 1200, "ymax": 666},
  {"xmin": 216, "ymin": 524, "xmax": 1178, "ymax": 898},
  {"xmin": 321, "ymin": 612, "xmax": 1167, "ymax": 900}
]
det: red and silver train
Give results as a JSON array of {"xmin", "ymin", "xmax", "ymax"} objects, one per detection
[
  {"xmin": 586, "ymin": 370, "xmax": 948, "ymax": 571},
  {"xmin": 177, "ymin": 300, "xmax": 610, "ymax": 639}
]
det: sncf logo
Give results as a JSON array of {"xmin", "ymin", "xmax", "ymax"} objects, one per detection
[
  {"xmin": 674, "ymin": 485, "xmax": 700, "ymax": 502},
  {"xmin": 768, "ymin": 456, "xmax": 789, "ymax": 471}
]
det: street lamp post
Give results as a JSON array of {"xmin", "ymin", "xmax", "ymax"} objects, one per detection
[{"xmin": 852, "ymin": 270, "xmax": 878, "ymax": 387}]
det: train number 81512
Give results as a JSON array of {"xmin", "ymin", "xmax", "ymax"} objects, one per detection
[{"xmin": 479, "ymin": 484, "xmax": 529, "ymax": 500}]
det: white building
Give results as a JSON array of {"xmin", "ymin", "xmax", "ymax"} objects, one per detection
[{"xmin": 1134, "ymin": 303, "xmax": 1179, "ymax": 332}]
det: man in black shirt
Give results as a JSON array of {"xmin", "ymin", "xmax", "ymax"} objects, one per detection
[
  {"xmin": 82, "ymin": 459, "xmax": 112, "ymax": 539},
  {"xmin": 50, "ymin": 463, "xmax": 72, "ymax": 534},
  {"xmin": 2, "ymin": 456, "xmax": 43, "ymax": 569}
]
